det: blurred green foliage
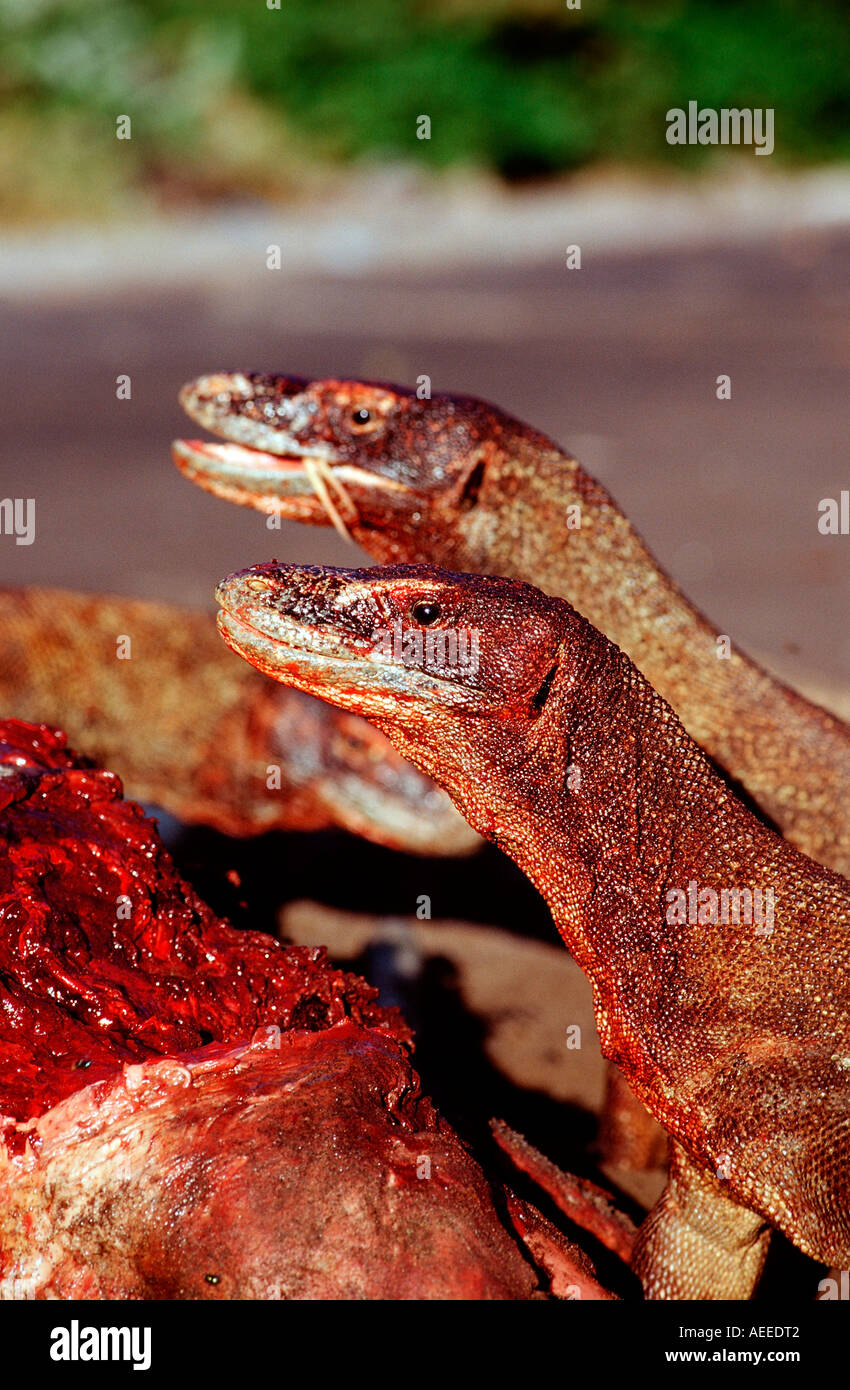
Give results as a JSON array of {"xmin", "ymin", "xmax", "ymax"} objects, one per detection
[{"xmin": 1, "ymin": 0, "xmax": 848, "ymax": 219}]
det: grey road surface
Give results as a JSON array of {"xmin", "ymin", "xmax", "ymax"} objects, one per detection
[{"xmin": 1, "ymin": 232, "xmax": 848, "ymax": 711}]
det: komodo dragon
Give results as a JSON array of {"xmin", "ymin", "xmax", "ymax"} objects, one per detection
[
  {"xmin": 0, "ymin": 586, "xmax": 476, "ymax": 856},
  {"xmin": 213, "ymin": 559, "xmax": 850, "ymax": 1300},
  {"xmin": 174, "ymin": 372, "xmax": 850, "ymax": 877}
]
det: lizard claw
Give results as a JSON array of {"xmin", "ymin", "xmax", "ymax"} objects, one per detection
[{"xmin": 491, "ymin": 1117, "xmax": 637, "ymax": 1264}]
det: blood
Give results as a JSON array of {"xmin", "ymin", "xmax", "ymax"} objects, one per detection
[{"xmin": 0, "ymin": 720, "xmax": 405, "ymax": 1123}]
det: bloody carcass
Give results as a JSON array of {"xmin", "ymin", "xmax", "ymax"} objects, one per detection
[{"xmin": 0, "ymin": 719, "xmax": 540, "ymax": 1299}]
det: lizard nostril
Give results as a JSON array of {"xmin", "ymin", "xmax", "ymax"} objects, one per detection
[{"xmin": 246, "ymin": 578, "xmax": 272, "ymax": 593}]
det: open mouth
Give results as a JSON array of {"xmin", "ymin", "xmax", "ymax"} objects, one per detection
[
  {"xmin": 174, "ymin": 438, "xmax": 312, "ymax": 483},
  {"xmin": 173, "ymin": 439, "xmax": 361, "ymax": 541},
  {"xmin": 174, "ymin": 373, "xmax": 413, "ymax": 542}
]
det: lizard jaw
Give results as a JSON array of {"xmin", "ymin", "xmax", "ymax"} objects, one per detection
[
  {"xmin": 173, "ymin": 438, "xmax": 408, "ymax": 539},
  {"xmin": 173, "ymin": 439, "xmax": 329, "ymax": 519},
  {"xmin": 217, "ymin": 608, "xmax": 378, "ymax": 706}
]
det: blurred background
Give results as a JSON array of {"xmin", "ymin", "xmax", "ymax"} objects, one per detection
[
  {"xmin": 0, "ymin": 1, "xmax": 848, "ymax": 1240},
  {"xmin": 0, "ymin": 0, "xmax": 847, "ymax": 703},
  {"xmin": 2, "ymin": 0, "xmax": 850, "ymax": 216}
]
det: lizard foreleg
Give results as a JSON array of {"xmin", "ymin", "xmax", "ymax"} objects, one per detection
[{"xmin": 632, "ymin": 1144, "xmax": 771, "ymax": 1299}]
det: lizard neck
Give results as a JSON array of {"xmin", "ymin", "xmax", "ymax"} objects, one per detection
[
  {"xmin": 417, "ymin": 624, "xmax": 843, "ymax": 1115},
  {"xmin": 448, "ymin": 436, "xmax": 698, "ymax": 641},
  {"xmin": 443, "ymin": 436, "xmax": 850, "ymax": 875}
]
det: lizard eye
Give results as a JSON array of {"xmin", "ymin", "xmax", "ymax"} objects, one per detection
[
  {"xmin": 410, "ymin": 600, "xmax": 443, "ymax": 626},
  {"xmin": 350, "ymin": 407, "xmax": 373, "ymax": 428}
]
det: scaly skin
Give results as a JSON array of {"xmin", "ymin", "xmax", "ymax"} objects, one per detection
[
  {"xmin": 214, "ymin": 559, "xmax": 850, "ymax": 1300},
  {"xmin": 0, "ymin": 587, "xmax": 477, "ymax": 857},
  {"xmin": 174, "ymin": 372, "xmax": 850, "ymax": 877}
]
